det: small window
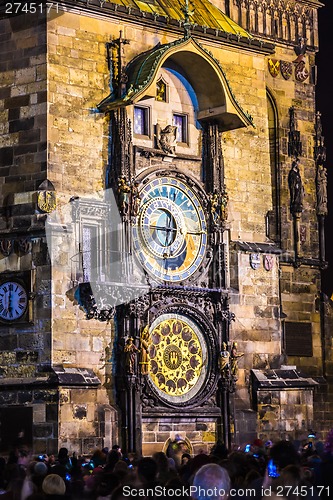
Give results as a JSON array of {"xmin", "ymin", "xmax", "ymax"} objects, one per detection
[
  {"xmin": 82, "ymin": 225, "xmax": 98, "ymax": 282},
  {"xmin": 173, "ymin": 114, "xmax": 187, "ymax": 143},
  {"xmin": 134, "ymin": 106, "xmax": 149, "ymax": 136}
]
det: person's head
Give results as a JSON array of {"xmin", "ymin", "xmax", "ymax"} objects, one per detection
[
  {"xmin": 57, "ymin": 448, "xmax": 70, "ymax": 468},
  {"xmin": 181, "ymin": 453, "xmax": 191, "ymax": 465},
  {"xmin": 96, "ymin": 472, "xmax": 120, "ymax": 497},
  {"xmin": 91, "ymin": 448, "xmax": 107, "ymax": 467},
  {"xmin": 34, "ymin": 462, "xmax": 48, "ymax": 477},
  {"xmin": 192, "ymin": 463, "xmax": 231, "ymax": 500},
  {"xmin": 42, "ymin": 474, "xmax": 66, "ymax": 496},
  {"xmin": 57, "ymin": 448, "xmax": 68, "ymax": 460},
  {"xmin": 137, "ymin": 457, "xmax": 158, "ymax": 483},
  {"xmin": 112, "ymin": 444, "xmax": 122, "ymax": 457},
  {"xmin": 269, "ymin": 440, "xmax": 300, "ymax": 470},
  {"xmin": 152, "ymin": 451, "xmax": 169, "ymax": 471}
]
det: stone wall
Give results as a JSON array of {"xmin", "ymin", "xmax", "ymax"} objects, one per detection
[
  {"xmin": 1, "ymin": 0, "xmax": 331, "ymax": 451},
  {"xmin": 58, "ymin": 388, "xmax": 118, "ymax": 456},
  {"xmin": 0, "ymin": 13, "xmax": 47, "ymax": 210},
  {"xmin": 0, "ymin": 388, "xmax": 58, "ymax": 455},
  {"xmin": 257, "ymin": 388, "xmax": 314, "ymax": 442},
  {"xmin": 47, "ymin": 9, "xmax": 116, "ymax": 382},
  {"xmin": 142, "ymin": 417, "xmax": 217, "ymax": 457}
]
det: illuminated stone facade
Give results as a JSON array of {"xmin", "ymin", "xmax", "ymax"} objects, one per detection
[{"xmin": 0, "ymin": 0, "xmax": 331, "ymax": 456}]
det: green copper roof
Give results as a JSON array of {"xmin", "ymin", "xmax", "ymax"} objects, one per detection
[
  {"xmin": 105, "ymin": 0, "xmax": 251, "ymax": 38},
  {"xmin": 98, "ymin": 36, "xmax": 254, "ymax": 130}
]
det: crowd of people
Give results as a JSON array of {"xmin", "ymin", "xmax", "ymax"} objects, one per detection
[{"xmin": 0, "ymin": 431, "xmax": 333, "ymax": 500}]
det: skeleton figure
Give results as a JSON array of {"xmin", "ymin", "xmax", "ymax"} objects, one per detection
[
  {"xmin": 230, "ymin": 342, "xmax": 244, "ymax": 378},
  {"xmin": 156, "ymin": 124, "xmax": 177, "ymax": 155}
]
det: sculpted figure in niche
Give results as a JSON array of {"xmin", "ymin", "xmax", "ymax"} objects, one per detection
[
  {"xmin": 139, "ymin": 325, "xmax": 150, "ymax": 375},
  {"xmin": 124, "ymin": 337, "xmax": 139, "ymax": 375},
  {"xmin": 117, "ymin": 176, "xmax": 131, "ymax": 216},
  {"xmin": 219, "ymin": 342, "xmax": 230, "ymax": 378},
  {"xmin": 230, "ymin": 342, "xmax": 244, "ymax": 378},
  {"xmin": 288, "ymin": 158, "xmax": 304, "ymax": 214},
  {"xmin": 316, "ymin": 165, "xmax": 328, "ymax": 216},
  {"xmin": 220, "ymin": 188, "xmax": 229, "ymax": 222},
  {"xmin": 156, "ymin": 124, "xmax": 177, "ymax": 155},
  {"xmin": 210, "ymin": 190, "xmax": 219, "ymax": 223},
  {"xmin": 130, "ymin": 180, "xmax": 141, "ymax": 217}
]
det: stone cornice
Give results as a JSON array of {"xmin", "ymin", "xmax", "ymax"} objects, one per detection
[{"xmin": 48, "ymin": 0, "xmax": 275, "ymax": 55}]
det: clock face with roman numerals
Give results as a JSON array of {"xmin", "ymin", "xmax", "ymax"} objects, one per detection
[
  {"xmin": 0, "ymin": 281, "xmax": 28, "ymax": 321},
  {"xmin": 133, "ymin": 176, "xmax": 207, "ymax": 282}
]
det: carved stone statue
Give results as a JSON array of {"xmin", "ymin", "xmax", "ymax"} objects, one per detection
[
  {"xmin": 124, "ymin": 337, "xmax": 139, "ymax": 375},
  {"xmin": 130, "ymin": 180, "xmax": 141, "ymax": 217},
  {"xmin": 288, "ymin": 158, "xmax": 304, "ymax": 214},
  {"xmin": 117, "ymin": 176, "xmax": 131, "ymax": 216},
  {"xmin": 220, "ymin": 189, "xmax": 229, "ymax": 222},
  {"xmin": 293, "ymin": 36, "xmax": 307, "ymax": 63},
  {"xmin": 139, "ymin": 325, "xmax": 150, "ymax": 375},
  {"xmin": 209, "ymin": 188, "xmax": 229, "ymax": 224},
  {"xmin": 156, "ymin": 124, "xmax": 177, "ymax": 155},
  {"xmin": 230, "ymin": 342, "xmax": 244, "ymax": 378},
  {"xmin": 210, "ymin": 190, "xmax": 219, "ymax": 223},
  {"xmin": 219, "ymin": 342, "xmax": 230, "ymax": 378},
  {"xmin": 316, "ymin": 165, "xmax": 328, "ymax": 216}
]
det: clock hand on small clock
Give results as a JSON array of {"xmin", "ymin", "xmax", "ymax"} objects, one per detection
[{"xmin": 8, "ymin": 290, "xmax": 13, "ymax": 317}]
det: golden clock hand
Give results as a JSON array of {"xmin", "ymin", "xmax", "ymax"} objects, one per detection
[{"xmin": 182, "ymin": 229, "xmax": 205, "ymax": 235}]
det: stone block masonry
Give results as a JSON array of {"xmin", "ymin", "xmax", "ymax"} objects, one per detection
[{"xmin": 0, "ymin": 13, "xmax": 47, "ymax": 205}]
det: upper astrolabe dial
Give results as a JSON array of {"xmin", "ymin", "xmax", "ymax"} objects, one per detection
[{"xmin": 133, "ymin": 176, "xmax": 207, "ymax": 282}]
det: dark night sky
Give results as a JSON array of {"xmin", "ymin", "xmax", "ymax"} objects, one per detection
[{"xmin": 316, "ymin": 1, "xmax": 333, "ymax": 297}]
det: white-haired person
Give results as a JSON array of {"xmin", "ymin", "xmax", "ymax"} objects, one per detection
[{"xmin": 192, "ymin": 463, "xmax": 231, "ymax": 500}]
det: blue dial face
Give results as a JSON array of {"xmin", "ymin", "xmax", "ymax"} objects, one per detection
[
  {"xmin": 0, "ymin": 281, "xmax": 28, "ymax": 321},
  {"xmin": 133, "ymin": 176, "xmax": 207, "ymax": 282}
]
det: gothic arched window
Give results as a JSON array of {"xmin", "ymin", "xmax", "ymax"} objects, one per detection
[{"xmin": 266, "ymin": 90, "xmax": 280, "ymax": 242}]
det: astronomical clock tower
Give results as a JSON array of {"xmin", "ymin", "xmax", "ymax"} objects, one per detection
[
  {"xmin": 0, "ymin": 0, "xmax": 331, "ymax": 455},
  {"xmin": 94, "ymin": 26, "xmax": 256, "ymax": 454}
]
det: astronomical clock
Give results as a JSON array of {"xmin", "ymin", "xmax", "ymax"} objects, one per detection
[
  {"xmin": 147, "ymin": 313, "xmax": 208, "ymax": 405},
  {"xmin": 92, "ymin": 32, "xmax": 252, "ymax": 454},
  {"xmin": 119, "ymin": 166, "xmax": 228, "ymax": 455},
  {"xmin": 132, "ymin": 175, "xmax": 208, "ymax": 283}
]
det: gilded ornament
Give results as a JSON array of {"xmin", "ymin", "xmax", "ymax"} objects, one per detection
[
  {"xmin": 148, "ymin": 317, "xmax": 203, "ymax": 397},
  {"xmin": 37, "ymin": 191, "xmax": 57, "ymax": 213}
]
